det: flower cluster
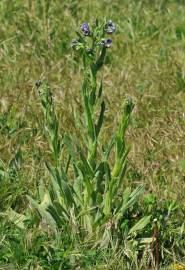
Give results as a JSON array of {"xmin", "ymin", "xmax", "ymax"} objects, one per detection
[
  {"xmin": 99, "ymin": 20, "xmax": 116, "ymax": 48},
  {"xmin": 71, "ymin": 20, "xmax": 116, "ymax": 50}
]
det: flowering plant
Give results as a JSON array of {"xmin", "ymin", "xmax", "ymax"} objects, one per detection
[{"xmin": 27, "ymin": 20, "xmax": 151, "ymax": 249}]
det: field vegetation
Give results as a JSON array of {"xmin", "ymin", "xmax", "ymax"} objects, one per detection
[{"xmin": 0, "ymin": 0, "xmax": 185, "ymax": 269}]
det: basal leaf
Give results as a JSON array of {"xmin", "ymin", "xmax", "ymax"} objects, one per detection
[{"xmin": 128, "ymin": 215, "xmax": 151, "ymax": 236}]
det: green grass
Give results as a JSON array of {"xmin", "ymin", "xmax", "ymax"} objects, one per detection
[{"xmin": 0, "ymin": 0, "xmax": 185, "ymax": 269}]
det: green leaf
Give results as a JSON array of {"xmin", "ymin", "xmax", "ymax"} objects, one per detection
[
  {"xmin": 75, "ymin": 31, "xmax": 84, "ymax": 42},
  {"xmin": 89, "ymin": 89, "xmax": 96, "ymax": 107},
  {"xmin": 27, "ymin": 195, "xmax": 57, "ymax": 234},
  {"xmin": 100, "ymin": 229, "xmax": 112, "ymax": 249},
  {"xmin": 63, "ymin": 135, "xmax": 77, "ymax": 163},
  {"xmin": 117, "ymin": 161, "xmax": 127, "ymax": 189},
  {"xmin": 47, "ymin": 204, "xmax": 63, "ymax": 227},
  {"xmin": 94, "ymin": 46, "xmax": 107, "ymax": 71},
  {"xmin": 116, "ymin": 185, "xmax": 145, "ymax": 221},
  {"xmin": 45, "ymin": 162, "xmax": 62, "ymax": 200},
  {"xmin": 128, "ymin": 215, "xmax": 151, "ymax": 236},
  {"xmin": 103, "ymin": 136, "xmax": 115, "ymax": 160},
  {"xmin": 3, "ymin": 208, "xmax": 27, "ymax": 229},
  {"xmin": 137, "ymin": 237, "xmax": 153, "ymax": 244},
  {"xmin": 52, "ymin": 201, "xmax": 70, "ymax": 220},
  {"xmin": 40, "ymin": 192, "xmax": 51, "ymax": 207},
  {"xmin": 45, "ymin": 161, "xmax": 59, "ymax": 184},
  {"xmin": 77, "ymin": 146, "xmax": 94, "ymax": 177},
  {"xmin": 124, "ymin": 98, "xmax": 134, "ymax": 116},
  {"xmin": 84, "ymin": 94, "xmax": 96, "ymax": 141},
  {"xmin": 77, "ymin": 206, "xmax": 97, "ymax": 219},
  {"xmin": 60, "ymin": 177, "xmax": 76, "ymax": 208},
  {"xmin": 103, "ymin": 191, "xmax": 111, "ymax": 216},
  {"xmin": 98, "ymin": 80, "xmax": 103, "ymax": 98},
  {"xmin": 38, "ymin": 179, "xmax": 47, "ymax": 202},
  {"xmin": 95, "ymin": 162, "xmax": 105, "ymax": 194},
  {"xmin": 84, "ymin": 176, "xmax": 94, "ymax": 201},
  {"xmin": 96, "ymin": 101, "xmax": 105, "ymax": 138}
]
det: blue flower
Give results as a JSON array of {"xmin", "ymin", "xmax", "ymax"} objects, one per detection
[
  {"xmin": 81, "ymin": 22, "xmax": 90, "ymax": 36},
  {"xmin": 100, "ymin": 38, "xmax": 112, "ymax": 48},
  {"xmin": 105, "ymin": 20, "xmax": 116, "ymax": 34}
]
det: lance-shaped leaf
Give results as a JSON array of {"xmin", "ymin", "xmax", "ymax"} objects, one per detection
[
  {"xmin": 128, "ymin": 215, "xmax": 151, "ymax": 236},
  {"xmin": 3, "ymin": 208, "xmax": 28, "ymax": 229},
  {"xmin": 96, "ymin": 101, "xmax": 105, "ymax": 138},
  {"xmin": 84, "ymin": 94, "xmax": 96, "ymax": 141},
  {"xmin": 77, "ymin": 146, "xmax": 94, "ymax": 177},
  {"xmin": 27, "ymin": 195, "xmax": 57, "ymax": 234},
  {"xmin": 116, "ymin": 185, "xmax": 145, "ymax": 221},
  {"xmin": 47, "ymin": 204, "xmax": 64, "ymax": 227},
  {"xmin": 94, "ymin": 46, "xmax": 106, "ymax": 72},
  {"xmin": 52, "ymin": 201, "xmax": 70, "ymax": 220},
  {"xmin": 89, "ymin": 89, "xmax": 96, "ymax": 107},
  {"xmin": 98, "ymin": 80, "xmax": 103, "ymax": 99}
]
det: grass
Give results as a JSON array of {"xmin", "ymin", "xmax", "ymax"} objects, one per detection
[{"xmin": 0, "ymin": 0, "xmax": 185, "ymax": 269}]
